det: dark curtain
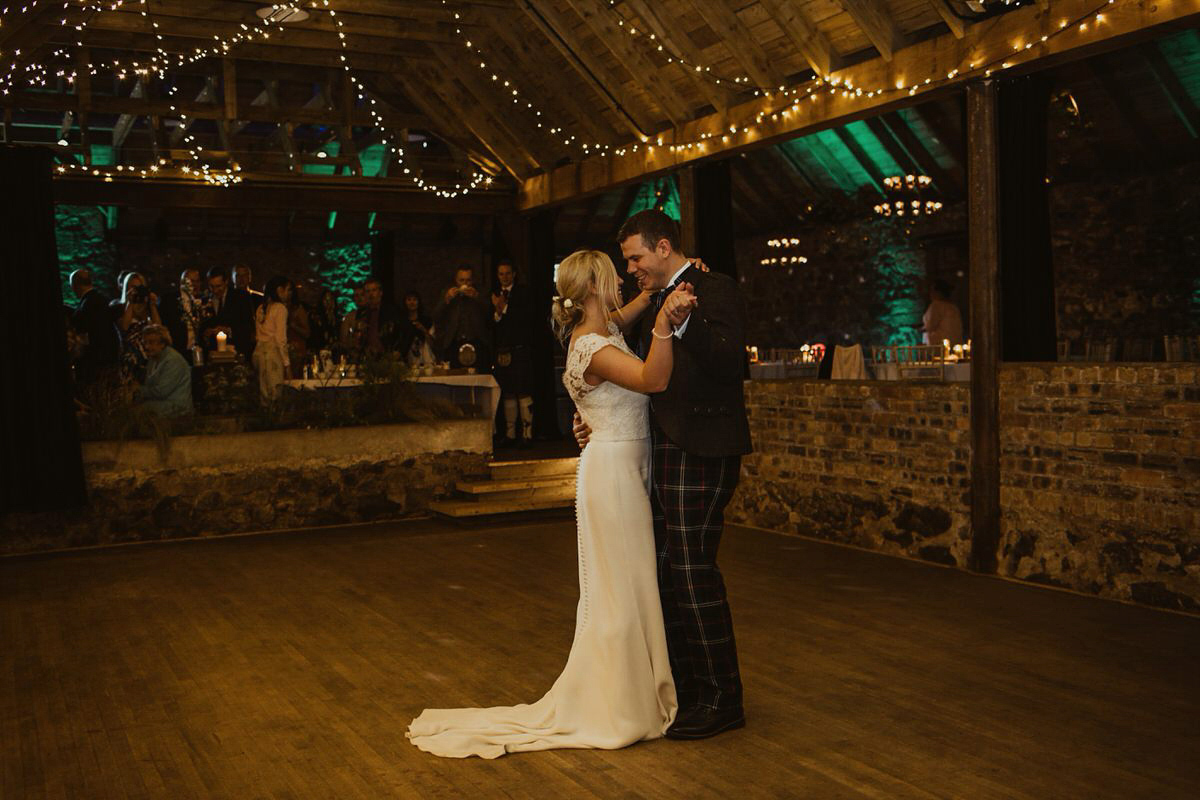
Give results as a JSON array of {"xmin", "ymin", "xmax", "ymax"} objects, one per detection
[
  {"xmin": 0, "ymin": 145, "xmax": 87, "ymax": 514},
  {"xmin": 695, "ymin": 161, "xmax": 737, "ymax": 280},
  {"xmin": 997, "ymin": 75, "xmax": 1057, "ymax": 361},
  {"xmin": 526, "ymin": 208, "xmax": 561, "ymax": 438}
]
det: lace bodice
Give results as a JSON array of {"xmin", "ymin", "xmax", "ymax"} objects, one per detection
[{"xmin": 564, "ymin": 321, "xmax": 650, "ymax": 442}]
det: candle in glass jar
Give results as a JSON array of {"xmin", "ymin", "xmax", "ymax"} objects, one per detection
[{"xmin": 216, "ymin": 331, "xmax": 227, "ymax": 352}]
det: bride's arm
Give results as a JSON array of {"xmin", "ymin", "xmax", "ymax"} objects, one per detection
[
  {"xmin": 587, "ymin": 286, "xmax": 694, "ymax": 394},
  {"xmin": 608, "ymin": 290, "xmax": 652, "ymax": 334}
]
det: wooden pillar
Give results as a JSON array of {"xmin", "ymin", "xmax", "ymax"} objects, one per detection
[
  {"xmin": 678, "ymin": 165, "xmax": 697, "ymax": 255},
  {"xmin": 692, "ymin": 160, "xmax": 737, "ymax": 278},
  {"xmin": 966, "ymin": 80, "xmax": 1001, "ymax": 574},
  {"xmin": 526, "ymin": 208, "xmax": 561, "ymax": 438}
]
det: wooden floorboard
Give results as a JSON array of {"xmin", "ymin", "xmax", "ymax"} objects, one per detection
[{"xmin": 2, "ymin": 519, "xmax": 1198, "ymax": 799}]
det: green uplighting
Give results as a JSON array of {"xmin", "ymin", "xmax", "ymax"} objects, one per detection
[{"xmin": 625, "ymin": 175, "xmax": 681, "ymax": 221}]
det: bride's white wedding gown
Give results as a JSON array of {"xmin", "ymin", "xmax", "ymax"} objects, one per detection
[{"xmin": 407, "ymin": 321, "xmax": 677, "ymax": 759}]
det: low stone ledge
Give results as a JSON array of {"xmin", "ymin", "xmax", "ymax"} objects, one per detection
[{"xmin": 1, "ymin": 420, "xmax": 491, "ymax": 556}]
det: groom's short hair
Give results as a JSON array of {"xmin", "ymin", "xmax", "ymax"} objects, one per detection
[{"xmin": 617, "ymin": 209, "xmax": 681, "ymax": 253}]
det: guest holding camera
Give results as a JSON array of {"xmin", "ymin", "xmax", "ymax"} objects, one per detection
[{"xmin": 433, "ymin": 266, "xmax": 492, "ymax": 369}]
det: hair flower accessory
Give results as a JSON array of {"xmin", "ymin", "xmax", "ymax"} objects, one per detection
[{"xmin": 562, "ymin": 298, "xmax": 574, "ymax": 309}]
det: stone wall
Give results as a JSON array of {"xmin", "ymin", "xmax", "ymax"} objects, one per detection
[
  {"xmin": 730, "ymin": 379, "xmax": 972, "ymax": 566},
  {"xmin": 730, "ymin": 371, "xmax": 1200, "ymax": 614},
  {"xmin": 0, "ymin": 420, "xmax": 491, "ymax": 555},
  {"xmin": 999, "ymin": 363, "xmax": 1200, "ymax": 612}
]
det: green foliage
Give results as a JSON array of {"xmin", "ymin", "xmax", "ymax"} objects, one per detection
[
  {"xmin": 317, "ymin": 242, "xmax": 373, "ymax": 314},
  {"xmin": 55, "ymin": 205, "xmax": 118, "ymax": 298}
]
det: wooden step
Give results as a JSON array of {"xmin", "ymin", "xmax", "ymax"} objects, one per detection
[
  {"xmin": 488, "ymin": 457, "xmax": 578, "ymax": 481},
  {"xmin": 455, "ymin": 476, "xmax": 576, "ymax": 495},
  {"xmin": 429, "ymin": 493, "xmax": 575, "ymax": 518}
]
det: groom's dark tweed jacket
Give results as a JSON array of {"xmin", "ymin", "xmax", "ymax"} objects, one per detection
[{"xmin": 637, "ymin": 264, "xmax": 752, "ymax": 458}]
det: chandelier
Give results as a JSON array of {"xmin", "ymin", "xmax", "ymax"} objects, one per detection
[
  {"xmin": 761, "ymin": 237, "xmax": 808, "ymax": 267},
  {"xmin": 874, "ymin": 174, "xmax": 943, "ymax": 218}
]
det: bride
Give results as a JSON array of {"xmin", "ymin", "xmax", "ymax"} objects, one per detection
[{"xmin": 407, "ymin": 249, "xmax": 697, "ymax": 759}]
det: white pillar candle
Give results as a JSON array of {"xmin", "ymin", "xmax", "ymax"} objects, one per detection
[{"xmin": 216, "ymin": 331, "xmax": 227, "ymax": 352}]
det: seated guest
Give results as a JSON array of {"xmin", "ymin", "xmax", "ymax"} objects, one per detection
[
  {"xmin": 136, "ymin": 325, "xmax": 193, "ymax": 417},
  {"xmin": 920, "ymin": 278, "xmax": 964, "ymax": 347},
  {"xmin": 254, "ymin": 277, "xmax": 291, "ymax": 404},
  {"xmin": 307, "ymin": 288, "xmax": 341, "ymax": 354},
  {"xmin": 200, "ymin": 266, "xmax": 255, "ymax": 357},
  {"xmin": 160, "ymin": 267, "xmax": 208, "ymax": 360},
  {"xmin": 69, "ymin": 268, "xmax": 121, "ymax": 386}
]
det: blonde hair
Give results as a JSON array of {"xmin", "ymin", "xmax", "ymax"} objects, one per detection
[{"xmin": 552, "ymin": 249, "xmax": 620, "ymax": 345}]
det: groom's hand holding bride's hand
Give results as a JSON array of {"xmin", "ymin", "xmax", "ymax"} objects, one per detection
[{"xmin": 662, "ymin": 281, "xmax": 698, "ymax": 328}]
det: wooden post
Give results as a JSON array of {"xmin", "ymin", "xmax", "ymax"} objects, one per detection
[
  {"xmin": 678, "ymin": 166, "xmax": 697, "ymax": 256},
  {"xmin": 966, "ymin": 80, "xmax": 1001, "ymax": 574}
]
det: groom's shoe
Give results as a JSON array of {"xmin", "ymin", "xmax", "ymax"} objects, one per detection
[{"xmin": 665, "ymin": 706, "xmax": 745, "ymax": 740}]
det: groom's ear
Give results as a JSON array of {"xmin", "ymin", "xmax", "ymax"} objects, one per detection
[{"xmin": 655, "ymin": 237, "xmax": 672, "ymax": 258}]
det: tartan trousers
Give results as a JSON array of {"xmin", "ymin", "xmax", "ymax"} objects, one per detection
[{"xmin": 650, "ymin": 420, "xmax": 743, "ymax": 713}]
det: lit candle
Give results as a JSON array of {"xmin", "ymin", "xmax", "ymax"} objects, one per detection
[{"xmin": 216, "ymin": 331, "xmax": 227, "ymax": 352}]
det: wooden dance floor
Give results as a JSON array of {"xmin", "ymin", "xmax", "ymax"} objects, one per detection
[{"xmin": 3, "ymin": 519, "xmax": 1198, "ymax": 799}]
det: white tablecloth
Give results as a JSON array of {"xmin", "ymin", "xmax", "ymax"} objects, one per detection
[{"xmin": 283, "ymin": 374, "xmax": 500, "ymax": 418}]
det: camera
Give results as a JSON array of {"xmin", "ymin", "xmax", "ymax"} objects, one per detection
[{"xmin": 130, "ymin": 285, "xmax": 150, "ymax": 303}]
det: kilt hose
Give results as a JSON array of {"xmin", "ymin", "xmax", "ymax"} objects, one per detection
[{"xmin": 650, "ymin": 419, "xmax": 743, "ymax": 714}]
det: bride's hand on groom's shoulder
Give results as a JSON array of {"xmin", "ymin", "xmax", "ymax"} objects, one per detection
[
  {"xmin": 693, "ymin": 258, "xmax": 710, "ymax": 273},
  {"xmin": 573, "ymin": 411, "xmax": 591, "ymax": 449}
]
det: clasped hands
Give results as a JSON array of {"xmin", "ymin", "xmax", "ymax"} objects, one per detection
[{"xmin": 659, "ymin": 281, "xmax": 698, "ymax": 329}]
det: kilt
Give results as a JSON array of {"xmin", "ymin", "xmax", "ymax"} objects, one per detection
[
  {"xmin": 493, "ymin": 344, "xmax": 533, "ymax": 396},
  {"xmin": 650, "ymin": 418, "xmax": 743, "ymax": 713}
]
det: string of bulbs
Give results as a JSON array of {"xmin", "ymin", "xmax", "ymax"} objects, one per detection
[{"xmin": 10, "ymin": 0, "xmax": 490, "ymax": 195}]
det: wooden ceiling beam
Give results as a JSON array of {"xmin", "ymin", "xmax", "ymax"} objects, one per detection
[
  {"xmin": 729, "ymin": 166, "xmax": 786, "ymax": 231},
  {"xmin": 406, "ymin": 58, "xmax": 536, "ymax": 180},
  {"xmin": 52, "ymin": 174, "xmax": 514, "ymax": 213},
  {"xmin": 1086, "ymin": 54, "xmax": 1167, "ymax": 159},
  {"xmin": 623, "ymin": 0, "xmax": 736, "ymax": 113},
  {"xmin": 927, "ymin": 0, "xmax": 966, "ymax": 40},
  {"xmin": 1139, "ymin": 41, "xmax": 1200, "ymax": 139},
  {"xmin": 740, "ymin": 150, "xmax": 813, "ymax": 225},
  {"xmin": 832, "ymin": 125, "xmax": 887, "ymax": 193},
  {"xmin": 519, "ymin": 0, "xmax": 658, "ymax": 138},
  {"xmin": 45, "ymin": 28, "xmax": 419, "ymax": 71},
  {"xmin": 0, "ymin": 90, "xmax": 428, "ymax": 129},
  {"xmin": 758, "ymin": 0, "xmax": 839, "ymax": 77},
  {"xmin": 561, "ymin": 0, "xmax": 691, "ymax": 126},
  {"xmin": 880, "ymin": 111, "xmax": 963, "ymax": 196},
  {"xmin": 684, "ymin": 0, "xmax": 784, "ymax": 90},
  {"xmin": 475, "ymin": 7, "xmax": 620, "ymax": 146},
  {"xmin": 838, "ymin": 0, "xmax": 904, "ymax": 62},
  {"xmin": 518, "ymin": 0, "xmax": 1196, "ymax": 209},
  {"xmin": 428, "ymin": 46, "xmax": 560, "ymax": 171},
  {"xmin": 369, "ymin": 73, "xmax": 502, "ymax": 176}
]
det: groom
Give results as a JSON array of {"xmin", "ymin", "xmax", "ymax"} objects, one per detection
[{"xmin": 579, "ymin": 209, "xmax": 753, "ymax": 739}]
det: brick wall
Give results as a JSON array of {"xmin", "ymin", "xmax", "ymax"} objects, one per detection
[
  {"xmin": 730, "ymin": 370, "xmax": 1200, "ymax": 614},
  {"xmin": 730, "ymin": 380, "xmax": 972, "ymax": 566},
  {"xmin": 999, "ymin": 363, "xmax": 1200, "ymax": 612}
]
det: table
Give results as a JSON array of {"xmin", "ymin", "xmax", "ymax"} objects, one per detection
[{"xmin": 282, "ymin": 374, "xmax": 500, "ymax": 419}]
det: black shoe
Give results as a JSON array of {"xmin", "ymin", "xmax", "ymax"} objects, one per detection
[{"xmin": 664, "ymin": 706, "xmax": 745, "ymax": 740}]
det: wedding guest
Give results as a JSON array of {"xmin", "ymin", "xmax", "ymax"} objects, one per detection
[
  {"xmin": 491, "ymin": 260, "xmax": 535, "ymax": 447},
  {"xmin": 287, "ymin": 285, "xmax": 311, "ymax": 378},
  {"xmin": 339, "ymin": 286, "xmax": 366, "ymax": 355},
  {"xmin": 399, "ymin": 289, "xmax": 434, "ymax": 366},
  {"xmin": 433, "ymin": 266, "xmax": 492, "ymax": 368},
  {"xmin": 308, "ymin": 287, "xmax": 341, "ymax": 354},
  {"xmin": 160, "ymin": 268, "xmax": 207, "ymax": 360},
  {"xmin": 110, "ymin": 272, "xmax": 157, "ymax": 323},
  {"xmin": 200, "ymin": 266, "xmax": 255, "ymax": 357},
  {"xmin": 254, "ymin": 277, "xmax": 291, "ymax": 404},
  {"xmin": 136, "ymin": 325, "xmax": 193, "ymax": 417},
  {"xmin": 117, "ymin": 282, "xmax": 159, "ymax": 381},
  {"xmin": 233, "ymin": 265, "xmax": 263, "ymax": 298},
  {"xmin": 920, "ymin": 278, "xmax": 964, "ymax": 347},
  {"xmin": 358, "ymin": 277, "xmax": 401, "ymax": 357},
  {"xmin": 69, "ymin": 268, "xmax": 121, "ymax": 386}
]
